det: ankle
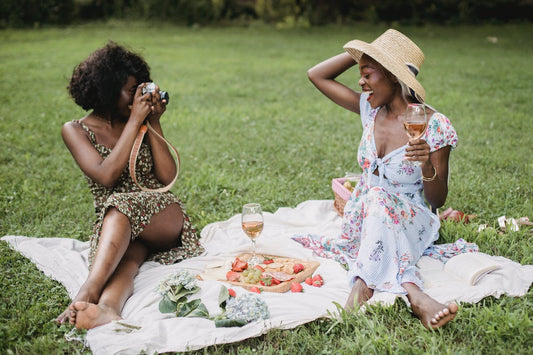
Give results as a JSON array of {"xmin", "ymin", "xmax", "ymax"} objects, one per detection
[{"xmin": 80, "ymin": 279, "xmax": 106, "ymax": 300}]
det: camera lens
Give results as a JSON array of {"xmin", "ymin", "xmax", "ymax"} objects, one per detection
[{"xmin": 160, "ymin": 91, "xmax": 169, "ymax": 103}]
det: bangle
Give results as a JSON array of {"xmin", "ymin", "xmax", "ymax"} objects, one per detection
[{"xmin": 422, "ymin": 166, "xmax": 437, "ymax": 182}]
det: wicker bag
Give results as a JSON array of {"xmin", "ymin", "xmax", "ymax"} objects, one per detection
[{"xmin": 331, "ymin": 178, "xmax": 353, "ymax": 216}]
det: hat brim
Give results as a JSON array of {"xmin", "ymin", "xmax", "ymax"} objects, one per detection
[{"xmin": 343, "ymin": 40, "xmax": 426, "ymax": 103}]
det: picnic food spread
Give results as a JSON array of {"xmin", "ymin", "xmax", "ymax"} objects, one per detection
[{"xmin": 198, "ymin": 253, "xmax": 321, "ymax": 293}]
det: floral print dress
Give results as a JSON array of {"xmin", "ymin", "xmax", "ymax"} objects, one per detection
[
  {"xmin": 295, "ymin": 93, "xmax": 458, "ymax": 294},
  {"xmin": 75, "ymin": 120, "xmax": 204, "ymax": 268}
]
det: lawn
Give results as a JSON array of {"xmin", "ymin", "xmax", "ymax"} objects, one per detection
[{"xmin": 1, "ymin": 21, "xmax": 532, "ymax": 354}]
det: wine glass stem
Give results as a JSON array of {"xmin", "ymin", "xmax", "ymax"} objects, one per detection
[{"xmin": 252, "ymin": 240, "xmax": 256, "ymax": 259}]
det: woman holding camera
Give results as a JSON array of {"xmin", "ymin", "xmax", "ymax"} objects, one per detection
[{"xmin": 56, "ymin": 42, "xmax": 203, "ymax": 329}]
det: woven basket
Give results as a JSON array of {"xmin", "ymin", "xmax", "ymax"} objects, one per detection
[{"xmin": 331, "ymin": 178, "xmax": 353, "ymax": 216}]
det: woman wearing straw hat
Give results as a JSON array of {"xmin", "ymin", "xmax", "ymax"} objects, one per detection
[{"xmin": 307, "ymin": 29, "xmax": 458, "ymax": 329}]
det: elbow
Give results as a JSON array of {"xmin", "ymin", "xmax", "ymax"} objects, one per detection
[
  {"xmin": 92, "ymin": 172, "xmax": 120, "ymax": 189},
  {"xmin": 155, "ymin": 167, "xmax": 177, "ymax": 186},
  {"xmin": 99, "ymin": 178, "xmax": 118, "ymax": 189},
  {"xmin": 102, "ymin": 181, "xmax": 117, "ymax": 189},
  {"xmin": 307, "ymin": 68, "xmax": 318, "ymax": 84},
  {"xmin": 426, "ymin": 190, "xmax": 448, "ymax": 211},
  {"xmin": 158, "ymin": 176, "xmax": 173, "ymax": 186},
  {"xmin": 307, "ymin": 67, "xmax": 331, "ymax": 89},
  {"xmin": 430, "ymin": 200, "xmax": 445, "ymax": 212},
  {"xmin": 429, "ymin": 196, "xmax": 447, "ymax": 211}
]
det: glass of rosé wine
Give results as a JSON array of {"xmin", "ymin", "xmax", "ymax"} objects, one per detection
[
  {"xmin": 401, "ymin": 103, "xmax": 428, "ymax": 166},
  {"xmin": 241, "ymin": 203, "xmax": 264, "ymax": 266}
]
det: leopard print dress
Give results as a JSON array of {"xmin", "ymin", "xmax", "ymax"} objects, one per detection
[{"xmin": 75, "ymin": 120, "xmax": 204, "ymax": 267}]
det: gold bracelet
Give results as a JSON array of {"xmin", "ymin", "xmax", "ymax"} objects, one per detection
[{"xmin": 422, "ymin": 166, "xmax": 437, "ymax": 182}]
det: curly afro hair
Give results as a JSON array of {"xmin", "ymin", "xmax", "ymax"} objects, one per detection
[{"xmin": 68, "ymin": 41, "xmax": 152, "ymax": 116}]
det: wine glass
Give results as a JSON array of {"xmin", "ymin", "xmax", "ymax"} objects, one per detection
[
  {"xmin": 401, "ymin": 103, "xmax": 428, "ymax": 166},
  {"xmin": 241, "ymin": 203, "xmax": 264, "ymax": 266}
]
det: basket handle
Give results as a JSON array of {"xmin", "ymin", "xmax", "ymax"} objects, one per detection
[{"xmin": 128, "ymin": 121, "xmax": 180, "ymax": 193}]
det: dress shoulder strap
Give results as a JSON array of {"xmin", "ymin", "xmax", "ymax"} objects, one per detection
[{"xmin": 73, "ymin": 119, "xmax": 97, "ymax": 145}]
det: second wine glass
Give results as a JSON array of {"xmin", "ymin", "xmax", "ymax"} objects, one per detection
[
  {"xmin": 401, "ymin": 103, "xmax": 428, "ymax": 166},
  {"xmin": 241, "ymin": 203, "xmax": 264, "ymax": 266}
]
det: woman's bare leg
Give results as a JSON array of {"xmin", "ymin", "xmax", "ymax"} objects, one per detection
[
  {"xmin": 59, "ymin": 203, "xmax": 184, "ymax": 328},
  {"xmin": 72, "ymin": 241, "xmax": 148, "ymax": 329},
  {"xmin": 345, "ymin": 277, "xmax": 374, "ymax": 312},
  {"xmin": 403, "ymin": 282, "xmax": 458, "ymax": 329},
  {"xmin": 56, "ymin": 207, "xmax": 132, "ymax": 324}
]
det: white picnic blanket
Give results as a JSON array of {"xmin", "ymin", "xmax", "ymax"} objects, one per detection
[{"xmin": 2, "ymin": 200, "xmax": 533, "ymax": 354}]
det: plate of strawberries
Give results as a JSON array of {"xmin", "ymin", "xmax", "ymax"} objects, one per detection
[{"xmin": 219, "ymin": 254, "xmax": 322, "ymax": 293}]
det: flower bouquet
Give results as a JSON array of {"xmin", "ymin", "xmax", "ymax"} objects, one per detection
[{"xmin": 157, "ymin": 270, "xmax": 269, "ymax": 327}]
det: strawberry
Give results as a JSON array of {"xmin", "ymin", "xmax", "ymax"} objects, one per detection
[
  {"xmin": 226, "ymin": 271, "xmax": 240, "ymax": 282},
  {"xmin": 305, "ymin": 277, "xmax": 313, "ymax": 285},
  {"xmin": 259, "ymin": 275, "xmax": 273, "ymax": 286},
  {"xmin": 290, "ymin": 282, "xmax": 303, "ymax": 292},
  {"xmin": 312, "ymin": 274, "xmax": 324, "ymax": 287},
  {"xmin": 448, "ymin": 210, "xmax": 465, "ymax": 222},
  {"xmin": 293, "ymin": 263, "xmax": 305, "ymax": 273},
  {"xmin": 263, "ymin": 256, "xmax": 274, "ymax": 264},
  {"xmin": 228, "ymin": 288, "xmax": 236, "ymax": 297},
  {"xmin": 249, "ymin": 286, "xmax": 261, "ymax": 293},
  {"xmin": 271, "ymin": 277, "xmax": 281, "ymax": 285},
  {"xmin": 312, "ymin": 274, "xmax": 323, "ymax": 282},
  {"xmin": 231, "ymin": 257, "xmax": 248, "ymax": 272}
]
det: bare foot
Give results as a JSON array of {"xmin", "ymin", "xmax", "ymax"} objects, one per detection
[
  {"xmin": 55, "ymin": 282, "xmax": 101, "ymax": 325},
  {"xmin": 344, "ymin": 277, "xmax": 374, "ymax": 312},
  {"xmin": 410, "ymin": 293, "xmax": 458, "ymax": 330},
  {"xmin": 56, "ymin": 304, "xmax": 76, "ymax": 325},
  {"xmin": 73, "ymin": 301, "xmax": 122, "ymax": 329}
]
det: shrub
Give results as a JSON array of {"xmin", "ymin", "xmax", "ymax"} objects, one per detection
[{"xmin": 0, "ymin": 0, "xmax": 75, "ymax": 28}]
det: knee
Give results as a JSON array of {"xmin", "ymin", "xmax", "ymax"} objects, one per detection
[
  {"xmin": 144, "ymin": 203, "xmax": 184, "ymax": 238},
  {"xmin": 167, "ymin": 203, "xmax": 184, "ymax": 231},
  {"xmin": 104, "ymin": 207, "xmax": 128, "ymax": 221},
  {"xmin": 103, "ymin": 207, "xmax": 131, "ymax": 230},
  {"xmin": 98, "ymin": 213, "xmax": 132, "ymax": 252}
]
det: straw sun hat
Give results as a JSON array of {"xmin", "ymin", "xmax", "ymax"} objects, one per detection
[{"xmin": 343, "ymin": 29, "xmax": 426, "ymax": 103}]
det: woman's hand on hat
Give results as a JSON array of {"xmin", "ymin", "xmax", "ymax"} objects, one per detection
[{"xmin": 405, "ymin": 138, "xmax": 430, "ymax": 164}]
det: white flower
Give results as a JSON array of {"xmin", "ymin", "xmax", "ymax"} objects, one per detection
[
  {"xmin": 225, "ymin": 293, "xmax": 269, "ymax": 323},
  {"xmin": 157, "ymin": 270, "xmax": 198, "ymax": 295}
]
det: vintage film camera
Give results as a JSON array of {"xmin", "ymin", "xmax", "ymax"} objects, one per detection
[{"xmin": 142, "ymin": 82, "xmax": 169, "ymax": 103}]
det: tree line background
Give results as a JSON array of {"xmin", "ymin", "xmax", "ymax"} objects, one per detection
[{"xmin": 1, "ymin": 0, "xmax": 532, "ymax": 28}]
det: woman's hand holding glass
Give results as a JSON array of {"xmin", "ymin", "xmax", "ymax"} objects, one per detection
[{"xmin": 402, "ymin": 103, "xmax": 430, "ymax": 166}]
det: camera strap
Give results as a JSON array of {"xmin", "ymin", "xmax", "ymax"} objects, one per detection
[{"xmin": 128, "ymin": 121, "xmax": 180, "ymax": 193}]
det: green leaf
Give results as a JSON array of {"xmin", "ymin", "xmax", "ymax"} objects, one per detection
[
  {"xmin": 218, "ymin": 285, "xmax": 230, "ymax": 310},
  {"xmin": 176, "ymin": 298, "xmax": 203, "ymax": 317},
  {"xmin": 169, "ymin": 286, "xmax": 199, "ymax": 302},
  {"xmin": 186, "ymin": 302, "xmax": 210, "ymax": 318},
  {"xmin": 214, "ymin": 318, "xmax": 247, "ymax": 328},
  {"xmin": 174, "ymin": 294, "xmax": 190, "ymax": 305},
  {"xmin": 159, "ymin": 296, "xmax": 177, "ymax": 313}
]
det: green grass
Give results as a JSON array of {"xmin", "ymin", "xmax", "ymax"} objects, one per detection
[{"xmin": 1, "ymin": 21, "xmax": 532, "ymax": 354}]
